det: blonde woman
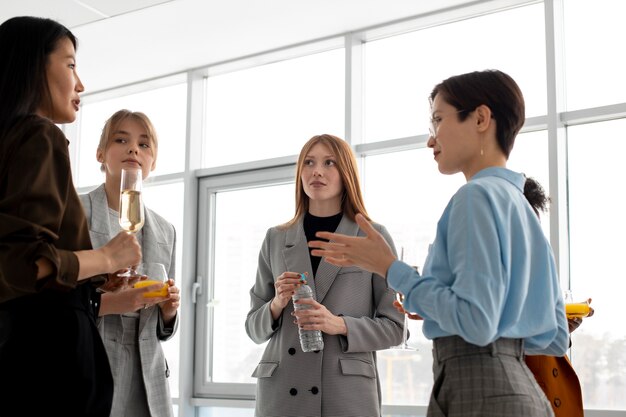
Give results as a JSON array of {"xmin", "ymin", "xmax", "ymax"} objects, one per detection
[
  {"xmin": 80, "ymin": 109, "xmax": 180, "ymax": 417},
  {"xmin": 245, "ymin": 134, "xmax": 404, "ymax": 417}
]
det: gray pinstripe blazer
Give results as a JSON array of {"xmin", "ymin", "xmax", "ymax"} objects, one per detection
[
  {"xmin": 79, "ymin": 184, "xmax": 178, "ymax": 417},
  {"xmin": 246, "ymin": 215, "xmax": 404, "ymax": 417}
]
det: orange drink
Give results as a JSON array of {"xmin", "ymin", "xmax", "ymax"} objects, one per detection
[
  {"xmin": 565, "ymin": 302, "xmax": 591, "ymax": 319},
  {"xmin": 134, "ymin": 280, "xmax": 169, "ymax": 297}
]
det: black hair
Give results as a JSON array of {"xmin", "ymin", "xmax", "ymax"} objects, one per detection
[
  {"xmin": 430, "ymin": 70, "xmax": 525, "ymax": 158},
  {"xmin": 523, "ymin": 176, "xmax": 549, "ymax": 216},
  {"xmin": 0, "ymin": 16, "xmax": 77, "ymax": 138}
]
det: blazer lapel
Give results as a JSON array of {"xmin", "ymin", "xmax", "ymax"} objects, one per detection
[
  {"xmin": 282, "ymin": 222, "xmax": 317, "ymax": 297},
  {"xmin": 87, "ymin": 184, "xmax": 115, "ymax": 248},
  {"xmin": 313, "ymin": 215, "xmax": 359, "ymax": 303}
]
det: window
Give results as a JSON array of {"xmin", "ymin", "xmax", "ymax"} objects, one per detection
[
  {"xmin": 364, "ymin": 3, "xmax": 546, "ymax": 143},
  {"xmin": 196, "ymin": 167, "xmax": 295, "ymax": 398},
  {"xmin": 203, "ymin": 49, "xmax": 344, "ymax": 168},
  {"xmin": 564, "ymin": 0, "xmax": 626, "ymax": 110},
  {"xmin": 567, "ymin": 119, "xmax": 626, "ymax": 409}
]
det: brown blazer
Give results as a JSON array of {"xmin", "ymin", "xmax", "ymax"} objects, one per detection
[
  {"xmin": 0, "ymin": 115, "xmax": 113, "ymax": 416},
  {"xmin": 525, "ymin": 354, "xmax": 584, "ymax": 417}
]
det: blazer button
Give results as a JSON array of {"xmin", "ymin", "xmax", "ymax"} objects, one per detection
[
  {"xmin": 289, "ymin": 388, "xmax": 298, "ymax": 396},
  {"xmin": 552, "ymin": 368, "xmax": 559, "ymax": 377},
  {"xmin": 288, "ymin": 348, "xmax": 296, "ymax": 355},
  {"xmin": 309, "ymin": 386, "xmax": 319, "ymax": 395},
  {"xmin": 553, "ymin": 397, "xmax": 561, "ymax": 407}
]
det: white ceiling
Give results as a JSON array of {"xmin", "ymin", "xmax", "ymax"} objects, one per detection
[{"xmin": 1, "ymin": 0, "xmax": 474, "ymax": 93}]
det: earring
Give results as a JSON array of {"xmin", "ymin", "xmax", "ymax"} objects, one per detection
[{"xmin": 480, "ymin": 147, "xmax": 484, "ymax": 156}]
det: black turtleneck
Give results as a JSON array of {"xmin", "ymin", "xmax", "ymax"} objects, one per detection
[{"xmin": 303, "ymin": 211, "xmax": 343, "ymax": 276}]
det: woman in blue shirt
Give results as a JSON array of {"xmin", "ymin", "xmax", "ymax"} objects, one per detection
[{"xmin": 309, "ymin": 69, "xmax": 569, "ymax": 417}]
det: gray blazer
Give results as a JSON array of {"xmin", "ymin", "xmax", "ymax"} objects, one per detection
[
  {"xmin": 79, "ymin": 184, "xmax": 178, "ymax": 417},
  {"xmin": 245, "ymin": 215, "xmax": 404, "ymax": 417}
]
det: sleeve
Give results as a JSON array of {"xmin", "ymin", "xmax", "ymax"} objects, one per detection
[
  {"xmin": 245, "ymin": 228, "xmax": 281, "ymax": 344},
  {"xmin": 158, "ymin": 223, "xmax": 178, "ymax": 340},
  {"xmin": 524, "ymin": 260, "xmax": 569, "ymax": 355},
  {"xmin": 0, "ymin": 123, "xmax": 80, "ymax": 303},
  {"xmin": 390, "ymin": 184, "xmax": 507, "ymax": 346},
  {"xmin": 340, "ymin": 224, "xmax": 404, "ymax": 353}
]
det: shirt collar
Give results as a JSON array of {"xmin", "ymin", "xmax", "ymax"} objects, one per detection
[{"xmin": 471, "ymin": 166, "xmax": 525, "ymax": 192}]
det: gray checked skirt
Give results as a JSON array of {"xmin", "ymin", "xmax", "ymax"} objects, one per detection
[{"xmin": 428, "ymin": 335, "xmax": 554, "ymax": 417}]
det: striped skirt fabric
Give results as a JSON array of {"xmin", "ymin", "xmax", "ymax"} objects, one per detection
[{"xmin": 428, "ymin": 336, "xmax": 554, "ymax": 417}]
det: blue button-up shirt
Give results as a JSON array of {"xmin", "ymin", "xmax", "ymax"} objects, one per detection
[{"xmin": 388, "ymin": 167, "xmax": 569, "ymax": 355}]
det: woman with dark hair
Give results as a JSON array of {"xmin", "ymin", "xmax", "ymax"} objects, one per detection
[
  {"xmin": 0, "ymin": 16, "xmax": 141, "ymax": 417},
  {"xmin": 309, "ymin": 70, "xmax": 569, "ymax": 417},
  {"xmin": 245, "ymin": 134, "xmax": 404, "ymax": 417}
]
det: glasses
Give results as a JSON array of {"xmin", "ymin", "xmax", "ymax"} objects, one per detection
[{"xmin": 429, "ymin": 109, "xmax": 467, "ymax": 138}]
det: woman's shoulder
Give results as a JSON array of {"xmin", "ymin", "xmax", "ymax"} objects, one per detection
[
  {"xmin": 267, "ymin": 222, "xmax": 294, "ymax": 236},
  {"xmin": 1, "ymin": 115, "xmax": 67, "ymax": 167},
  {"xmin": 12, "ymin": 114, "xmax": 61, "ymax": 137}
]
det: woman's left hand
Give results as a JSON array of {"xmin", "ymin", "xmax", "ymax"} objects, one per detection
[
  {"xmin": 568, "ymin": 298, "xmax": 594, "ymax": 333},
  {"xmin": 158, "ymin": 279, "xmax": 180, "ymax": 325},
  {"xmin": 292, "ymin": 298, "xmax": 347, "ymax": 336}
]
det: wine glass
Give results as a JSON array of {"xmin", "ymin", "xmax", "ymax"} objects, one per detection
[
  {"xmin": 118, "ymin": 168, "xmax": 144, "ymax": 278},
  {"xmin": 389, "ymin": 247, "xmax": 418, "ymax": 351}
]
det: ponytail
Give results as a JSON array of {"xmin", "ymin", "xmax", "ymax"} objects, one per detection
[{"xmin": 523, "ymin": 175, "xmax": 549, "ymax": 217}]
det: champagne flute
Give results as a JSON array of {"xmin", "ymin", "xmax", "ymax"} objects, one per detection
[
  {"xmin": 118, "ymin": 168, "xmax": 144, "ymax": 278},
  {"xmin": 390, "ymin": 247, "xmax": 418, "ymax": 351}
]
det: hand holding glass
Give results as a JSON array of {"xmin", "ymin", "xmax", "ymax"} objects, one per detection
[
  {"xmin": 564, "ymin": 290, "xmax": 592, "ymax": 319},
  {"xmin": 389, "ymin": 251, "xmax": 418, "ymax": 351},
  {"xmin": 390, "ymin": 292, "xmax": 418, "ymax": 351},
  {"xmin": 133, "ymin": 262, "xmax": 169, "ymax": 298}
]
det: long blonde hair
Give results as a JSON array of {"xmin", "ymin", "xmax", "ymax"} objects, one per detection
[{"xmin": 283, "ymin": 134, "xmax": 370, "ymax": 228}]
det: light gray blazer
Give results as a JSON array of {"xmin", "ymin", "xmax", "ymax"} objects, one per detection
[
  {"xmin": 79, "ymin": 184, "xmax": 178, "ymax": 417},
  {"xmin": 245, "ymin": 215, "xmax": 404, "ymax": 417}
]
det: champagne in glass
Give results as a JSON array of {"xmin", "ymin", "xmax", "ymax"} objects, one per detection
[
  {"xmin": 120, "ymin": 189, "xmax": 144, "ymax": 232},
  {"xmin": 118, "ymin": 168, "xmax": 144, "ymax": 277},
  {"xmin": 119, "ymin": 168, "xmax": 144, "ymax": 233}
]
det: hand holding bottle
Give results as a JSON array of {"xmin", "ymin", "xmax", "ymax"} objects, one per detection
[{"xmin": 271, "ymin": 271, "xmax": 306, "ymax": 312}]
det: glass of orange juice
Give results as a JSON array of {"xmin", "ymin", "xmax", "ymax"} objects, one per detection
[
  {"xmin": 564, "ymin": 290, "xmax": 591, "ymax": 319},
  {"xmin": 133, "ymin": 262, "xmax": 169, "ymax": 297}
]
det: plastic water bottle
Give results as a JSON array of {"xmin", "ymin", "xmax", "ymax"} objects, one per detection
[{"xmin": 292, "ymin": 281, "xmax": 324, "ymax": 352}]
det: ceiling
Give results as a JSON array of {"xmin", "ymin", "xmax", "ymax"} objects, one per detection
[{"xmin": 1, "ymin": 0, "xmax": 477, "ymax": 93}]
